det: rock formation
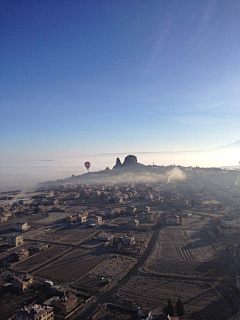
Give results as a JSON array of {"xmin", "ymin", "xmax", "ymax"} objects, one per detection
[
  {"xmin": 113, "ymin": 155, "xmax": 138, "ymax": 169},
  {"xmin": 123, "ymin": 155, "xmax": 137, "ymax": 166}
]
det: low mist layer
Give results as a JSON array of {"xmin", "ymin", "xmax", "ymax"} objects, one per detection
[{"xmin": 0, "ymin": 148, "xmax": 239, "ymax": 191}]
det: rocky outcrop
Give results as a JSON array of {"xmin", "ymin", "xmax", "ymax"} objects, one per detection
[
  {"xmin": 113, "ymin": 158, "xmax": 122, "ymax": 169},
  {"xmin": 123, "ymin": 155, "xmax": 137, "ymax": 166},
  {"xmin": 113, "ymin": 155, "xmax": 138, "ymax": 169}
]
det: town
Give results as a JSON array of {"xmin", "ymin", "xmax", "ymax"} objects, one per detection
[{"xmin": 1, "ymin": 156, "xmax": 240, "ymax": 320}]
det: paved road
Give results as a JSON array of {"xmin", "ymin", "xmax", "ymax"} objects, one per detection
[{"xmin": 74, "ymin": 224, "xmax": 161, "ymax": 320}]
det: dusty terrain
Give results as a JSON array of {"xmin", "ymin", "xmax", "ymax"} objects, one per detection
[
  {"xmin": 77, "ymin": 255, "xmax": 137, "ymax": 292},
  {"xmin": 143, "ymin": 220, "xmax": 233, "ymax": 278},
  {"xmin": 11, "ymin": 245, "xmax": 69, "ymax": 272},
  {"xmin": 33, "ymin": 248, "xmax": 108, "ymax": 283},
  {"xmin": 117, "ymin": 276, "xmax": 232, "ymax": 320}
]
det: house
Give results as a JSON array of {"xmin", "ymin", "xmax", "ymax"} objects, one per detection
[
  {"xmin": 14, "ymin": 221, "xmax": 29, "ymax": 231},
  {"xmin": 87, "ymin": 214, "xmax": 102, "ymax": 224},
  {"xmin": 126, "ymin": 206, "xmax": 137, "ymax": 215},
  {"xmin": 9, "ymin": 248, "xmax": 29, "ymax": 262},
  {"xmin": 141, "ymin": 212, "xmax": 154, "ymax": 222},
  {"xmin": 94, "ymin": 233, "xmax": 114, "ymax": 244},
  {"xmin": 1, "ymin": 211, "xmax": 12, "ymax": 218},
  {"xmin": 19, "ymin": 198, "xmax": 32, "ymax": 205},
  {"xmin": 165, "ymin": 215, "xmax": 183, "ymax": 225},
  {"xmin": 78, "ymin": 213, "xmax": 87, "ymax": 223},
  {"xmin": 66, "ymin": 215, "xmax": 77, "ymax": 222},
  {"xmin": 117, "ymin": 235, "xmax": 135, "ymax": 247},
  {"xmin": 29, "ymin": 243, "xmax": 48, "ymax": 255},
  {"xmin": 221, "ymin": 216, "xmax": 237, "ymax": 227},
  {"xmin": 126, "ymin": 219, "xmax": 139, "ymax": 229},
  {"xmin": 0, "ymin": 214, "xmax": 8, "ymax": 223},
  {"xmin": 16, "ymin": 304, "xmax": 54, "ymax": 320},
  {"xmin": 7, "ymin": 234, "xmax": 24, "ymax": 247},
  {"xmin": 12, "ymin": 274, "xmax": 33, "ymax": 292},
  {"xmin": 53, "ymin": 292, "xmax": 78, "ymax": 315},
  {"xmin": 217, "ymin": 225, "xmax": 233, "ymax": 236}
]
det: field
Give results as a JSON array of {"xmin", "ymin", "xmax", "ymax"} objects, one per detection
[
  {"xmin": 11, "ymin": 245, "xmax": 69, "ymax": 272},
  {"xmin": 27, "ymin": 226, "xmax": 99, "ymax": 245},
  {"xmin": 117, "ymin": 276, "xmax": 233, "ymax": 320},
  {"xmin": 143, "ymin": 226, "xmax": 233, "ymax": 278},
  {"xmin": 77, "ymin": 255, "xmax": 137, "ymax": 292},
  {"xmin": 92, "ymin": 304, "xmax": 135, "ymax": 320},
  {"xmin": 33, "ymin": 248, "xmax": 108, "ymax": 283}
]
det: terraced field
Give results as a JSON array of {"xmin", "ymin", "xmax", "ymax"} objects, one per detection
[{"xmin": 144, "ymin": 227, "xmax": 233, "ymax": 278}]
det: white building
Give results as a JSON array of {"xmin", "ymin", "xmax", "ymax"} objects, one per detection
[
  {"xmin": 221, "ymin": 216, "xmax": 236, "ymax": 227},
  {"xmin": 87, "ymin": 214, "xmax": 102, "ymax": 224},
  {"xmin": 14, "ymin": 222, "xmax": 29, "ymax": 231},
  {"xmin": 16, "ymin": 304, "xmax": 54, "ymax": 320}
]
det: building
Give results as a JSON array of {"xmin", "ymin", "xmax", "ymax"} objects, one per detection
[
  {"xmin": 126, "ymin": 219, "xmax": 139, "ymax": 229},
  {"xmin": 7, "ymin": 234, "xmax": 24, "ymax": 247},
  {"xmin": 9, "ymin": 248, "xmax": 29, "ymax": 262},
  {"xmin": 53, "ymin": 292, "xmax": 78, "ymax": 315},
  {"xmin": 12, "ymin": 274, "xmax": 33, "ymax": 292},
  {"xmin": 66, "ymin": 215, "xmax": 77, "ymax": 222},
  {"xmin": 16, "ymin": 304, "xmax": 54, "ymax": 320},
  {"xmin": 221, "ymin": 216, "xmax": 237, "ymax": 227},
  {"xmin": 0, "ymin": 214, "xmax": 8, "ymax": 223},
  {"xmin": 126, "ymin": 206, "xmax": 137, "ymax": 215},
  {"xmin": 78, "ymin": 213, "xmax": 87, "ymax": 223},
  {"xmin": 29, "ymin": 243, "xmax": 48, "ymax": 255},
  {"xmin": 165, "ymin": 215, "xmax": 183, "ymax": 225},
  {"xmin": 19, "ymin": 198, "xmax": 32, "ymax": 205},
  {"xmin": 117, "ymin": 235, "xmax": 135, "ymax": 247},
  {"xmin": 14, "ymin": 221, "xmax": 29, "ymax": 231},
  {"xmin": 217, "ymin": 225, "xmax": 233, "ymax": 236},
  {"xmin": 87, "ymin": 214, "xmax": 102, "ymax": 224},
  {"xmin": 141, "ymin": 212, "xmax": 154, "ymax": 222},
  {"xmin": 94, "ymin": 233, "xmax": 114, "ymax": 243}
]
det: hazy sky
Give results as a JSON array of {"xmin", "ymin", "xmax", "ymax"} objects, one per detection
[{"xmin": 1, "ymin": 0, "xmax": 240, "ymax": 162}]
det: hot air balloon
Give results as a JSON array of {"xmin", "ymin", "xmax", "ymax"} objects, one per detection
[{"xmin": 84, "ymin": 161, "xmax": 91, "ymax": 172}]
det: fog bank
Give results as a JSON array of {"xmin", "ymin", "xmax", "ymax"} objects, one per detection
[{"xmin": 0, "ymin": 148, "xmax": 239, "ymax": 191}]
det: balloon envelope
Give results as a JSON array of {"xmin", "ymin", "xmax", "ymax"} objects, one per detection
[{"xmin": 84, "ymin": 161, "xmax": 91, "ymax": 170}]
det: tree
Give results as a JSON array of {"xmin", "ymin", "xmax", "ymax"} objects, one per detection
[
  {"xmin": 175, "ymin": 297, "xmax": 185, "ymax": 316},
  {"xmin": 163, "ymin": 298, "xmax": 174, "ymax": 316}
]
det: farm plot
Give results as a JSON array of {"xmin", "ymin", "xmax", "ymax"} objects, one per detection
[
  {"xmin": 144, "ymin": 228, "xmax": 231, "ymax": 277},
  {"xmin": 29, "ymin": 226, "xmax": 98, "ymax": 245},
  {"xmin": 77, "ymin": 255, "xmax": 137, "ymax": 292},
  {"xmin": 117, "ymin": 276, "xmax": 232, "ymax": 320},
  {"xmin": 92, "ymin": 305, "xmax": 135, "ymax": 320},
  {"xmin": 12, "ymin": 245, "xmax": 69, "ymax": 272},
  {"xmin": 34, "ymin": 248, "xmax": 108, "ymax": 283}
]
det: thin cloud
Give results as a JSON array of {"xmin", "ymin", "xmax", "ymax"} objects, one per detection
[
  {"xmin": 144, "ymin": 1, "xmax": 180, "ymax": 74},
  {"xmin": 189, "ymin": 0, "xmax": 217, "ymax": 48},
  {"xmin": 170, "ymin": 115, "xmax": 229, "ymax": 126}
]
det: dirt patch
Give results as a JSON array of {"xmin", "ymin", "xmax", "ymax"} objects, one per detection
[
  {"xmin": 34, "ymin": 249, "xmax": 108, "ymax": 283},
  {"xmin": 77, "ymin": 255, "xmax": 137, "ymax": 292},
  {"xmin": 12, "ymin": 245, "xmax": 69, "ymax": 272}
]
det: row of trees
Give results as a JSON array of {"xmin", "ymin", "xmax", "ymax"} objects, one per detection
[{"xmin": 163, "ymin": 297, "xmax": 185, "ymax": 317}]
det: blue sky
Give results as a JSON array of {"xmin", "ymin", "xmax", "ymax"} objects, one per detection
[{"xmin": 1, "ymin": 0, "xmax": 240, "ymax": 161}]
